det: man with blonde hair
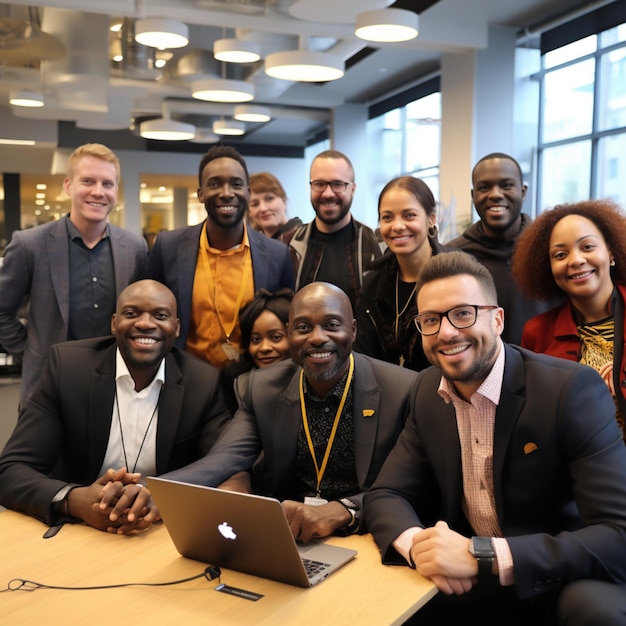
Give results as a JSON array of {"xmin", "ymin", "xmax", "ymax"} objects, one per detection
[{"xmin": 0, "ymin": 143, "xmax": 148, "ymax": 406}]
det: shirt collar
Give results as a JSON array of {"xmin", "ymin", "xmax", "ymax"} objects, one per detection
[
  {"xmin": 202, "ymin": 220, "xmax": 250, "ymax": 253},
  {"xmin": 115, "ymin": 347, "xmax": 166, "ymax": 393},
  {"xmin": 438, "ymin": 338, "xmax": 505, "ymax": 406},
  {"xmin": 65, "ymin": 214, "xmax": 110, "ymax": 241}
]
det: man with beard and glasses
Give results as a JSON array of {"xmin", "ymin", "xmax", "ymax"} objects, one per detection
[
  {"xmin": 448, "ymin": 153, "xmax": 552, "ymax": 344},
  {"xmin": 0, "ymin": 280, "xmax": 231, "ymax": 534},
  {"xmin": 364, "ymin": 251, "xmax": 626, "ymax": 626},
  {"xmin": 161, "ymin": 282, "xmax": 417, "ymax": 541},
  {"xmin": 146, "ymin": 145, "xmax": 294, "ymax": 370},
  {"xmin": 290, "ymin": 150, "xmax": 381, "ymax": 308}
]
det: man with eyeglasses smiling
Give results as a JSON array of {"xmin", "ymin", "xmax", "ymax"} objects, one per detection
[
  {"xmin": 290, "ymin": 150, "xmax": 381, "ymax": 307},
  {"xmin": 364, "ymin": 251, "xmax": 626, "ymax": 625}
]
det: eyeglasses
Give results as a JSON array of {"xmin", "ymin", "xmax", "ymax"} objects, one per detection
[
  {"xmin": 309, "ymin": 180, "xmax": 352, "ymax": 193},
  {"xmin": 414, "ymin": 305, "xmax": 499, "ymax": 336}
]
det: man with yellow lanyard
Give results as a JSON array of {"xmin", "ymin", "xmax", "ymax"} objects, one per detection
[
  {"xmin": 161, "ymin": 282, "xmax": 417, "ymax": 540},
  {"xmin": 146, "ymin": 145, "xmax": 294, "ymax": 370}
]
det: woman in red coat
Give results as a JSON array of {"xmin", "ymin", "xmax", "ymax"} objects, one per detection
[{"xmin": 512, "ymin": 199, "xmax": 626, "ymax": 442}]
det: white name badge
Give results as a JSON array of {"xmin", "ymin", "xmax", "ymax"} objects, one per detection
[
  {"xmin": 304, "ymin": 496, "xmax": 328, "ymax": 506},
  {"xmin": 221, "ymin": 342, "xmax": 240, "ymax": 361}
]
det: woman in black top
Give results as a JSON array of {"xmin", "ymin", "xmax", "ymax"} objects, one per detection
[{"xmin": 355, "ymin": 176, "xmax": 448, "ymax": 370}]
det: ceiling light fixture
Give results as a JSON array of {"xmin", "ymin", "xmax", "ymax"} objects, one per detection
[
  {"xmin": 191, "ymin": 129, "xmax": 220, "ymax": 144},
  {"xmin": 265, "ymin": 50, "xmax": 344, "ymax": 82},
  {"xmin": 192, "ymin": 79, "xmax": 254, "ymax": 103},
  {"xmin": 9, "ymin": 89, "xmax": 45, "ymax": 108},
  {"xmin": 213, "ymin": 119, "xmax": 245, "ymax": 136},
  {"xmin": 0, "ymin": 138, "xmax": 36, "ymax": 146},
  {"xmin": 140, "ymin": 118, "xmax": 196, "ymax": 141},
  {"xmin": 214, "ymin": 38, "xmax": 261, "ymax": 63},
  {"xmin": 355, "ymin": 9, "xmax": 419, "ymax": 43},
  {"xmin": 135, "ymin": 18, "xmax": 189, "ymax": 49},
  {"xmin": 233, "ymin": 104, "xmax": 271, "ymax": 123}
]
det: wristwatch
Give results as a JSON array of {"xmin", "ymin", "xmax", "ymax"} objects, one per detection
[
  {"xmin": 336, "ymin": 498, "xmax": 360, "ymax": 532},
  {"xmin": 469, "ymin": 536, "xmax": 495, "ymax": 579}
]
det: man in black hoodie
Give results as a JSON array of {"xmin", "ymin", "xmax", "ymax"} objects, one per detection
[{"xmin": 448, "ymin": 153, "xmax": 552, "ymax": 344}]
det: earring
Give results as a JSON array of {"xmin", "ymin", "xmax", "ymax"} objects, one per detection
[
  {"xmin": 610, "ymin": 259, "xmax": 616, "ymax": 267},
  {"xmin": 428, "ymin": 223, "xmax": 439, "ymax": 239}
]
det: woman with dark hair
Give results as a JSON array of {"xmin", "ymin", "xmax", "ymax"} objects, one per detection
[
  {"xmin": 354, "ymin": 176, "xmax": 448, "ymax": 370},
  {"xmin": 512, "ymin": 199, "xmax": 626, "ymax": 442},
  {"xmin": 221, "ymin": 287, "xmax": 294, "ymax": 415},
  {"xmin": 248, "ymin": 172, "xmax": 302, "ymax": 243}
]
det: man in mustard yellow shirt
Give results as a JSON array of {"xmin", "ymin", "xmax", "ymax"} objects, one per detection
[{"xmin": 147, "ymin": 146, "xmax": 294, "ymax": 369}]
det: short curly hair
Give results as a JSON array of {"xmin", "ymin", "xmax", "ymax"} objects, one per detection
[{"xmin": 512, "ymin": 199, "xmax": 626, "ymax": 300}]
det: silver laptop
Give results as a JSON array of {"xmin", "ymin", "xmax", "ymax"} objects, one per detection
[{"xmin": 146, "ymin": 476, "xmax": 357, "ymax": 588}]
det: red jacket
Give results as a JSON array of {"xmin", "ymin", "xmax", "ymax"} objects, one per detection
[{"xmin": 521, "ymin": 284, "xmax": 626, "ymax": 408}]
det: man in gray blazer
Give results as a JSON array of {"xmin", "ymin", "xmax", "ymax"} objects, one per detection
[
  {"xmin": 363, "ymin": 251, "xmax": 626, "ymax": 625},
  {"xmin": 0, "ymin": 143, "xmax": 148, "ymax": 406},
  {"xmin": 146, "ymin": 145, "xmax": 294, "ymax": 371},
  {"xmin": 163, "ymin": 282, "xmax": 417, "ymax": 541},
  {"xmin": 0, "ymin": 280, "xmax": 230, "ymax": 534}
]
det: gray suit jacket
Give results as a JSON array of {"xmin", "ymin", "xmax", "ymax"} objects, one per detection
[
  {"xmin": 0, "ymin": 218, "xmax": 148, "ymax": 405},
  {"xmin": 146, "ymin": 222, "xmax": 295, "ymax": 349},
  {"xmin": 364, "ymin": 344, "xmax": 626, "ymax": 599},
  {"xmin": 0, "ymin": 337, "xmax": 231, "ymax": 526},
  {"xmin": 163, "ymin": 353, "xmax": 418, "ymax": 512}
]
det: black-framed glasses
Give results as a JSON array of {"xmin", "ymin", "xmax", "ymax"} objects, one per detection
[
  {"xmin": 414, "ymin": 305, "xmax": 499, "ymax": 336},
  {"xmin": 309, "ymin": 180, "xmax": 352, "ymax": 193}
]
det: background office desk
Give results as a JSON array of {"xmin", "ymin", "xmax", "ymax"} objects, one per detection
[{"xmin": 1, "ymin": 509, "xmax": 436, "ymax": 625}]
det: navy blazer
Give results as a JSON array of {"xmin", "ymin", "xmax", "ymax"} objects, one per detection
[
  {"xmin": 146, "ymin": 222, "xmax": 295, "ymax": 348},
  {"xmin": 0, "ymin": 336, "xmax": 231, "ymax": 526},
  {"xmin": 364, "ymin": 344, "xmax": 626, "ymax": 599},
  {"xmin": 0, "ymin": 218, "xmax": 148, "ymax": 405},
  {"xmin": 162, "ymin": 353, "xmax": 418, "ymax": 512}
]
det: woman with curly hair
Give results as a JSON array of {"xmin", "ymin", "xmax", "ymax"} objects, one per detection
[
  {"xmin": 512, "ymin": 199, "xmax": 626, "ymax": 442},
  {"xmin": 354, "ymin": 176, "xmax": 449, "ymax": 370}
]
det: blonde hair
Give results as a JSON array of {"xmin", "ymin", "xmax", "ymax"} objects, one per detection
[{"xmin": 67, "ymin": 143, "xmax": 120, "ymax": 182}]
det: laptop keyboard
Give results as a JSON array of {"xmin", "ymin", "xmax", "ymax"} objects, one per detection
[{"xmin": 302, "ymin": 558, "xmax": 331, "ymax": 579}]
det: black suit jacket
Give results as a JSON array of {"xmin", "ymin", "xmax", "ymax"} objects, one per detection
[
  {"xmin": 364, "ymin": 344, "xmax": 626, "ymax": 599},
  {"xmin": 163, "ymin": 353, "xmax": 418, "ymax": 511},
  {"xmin": 0, "ymin": 337, "xmax": 231, "ymax": 525},
  {"xmin": 146, "ymin": 222, "xmax": 295, "ymax": 348}
]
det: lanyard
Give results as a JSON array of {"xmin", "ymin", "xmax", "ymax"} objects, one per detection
[
  {"xmin": 299, "ymin": 353, "xmax": 354, "ymax": 497},
  {"xmin": 200, "ymin": 226, "xmax": 251, "ymax": 341}
]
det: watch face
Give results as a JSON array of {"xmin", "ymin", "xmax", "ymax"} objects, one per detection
[{"xmin": 471, "ymin": 536, "xmax": 494, "ymax": 557}]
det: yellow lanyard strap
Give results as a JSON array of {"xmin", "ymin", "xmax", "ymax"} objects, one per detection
[{"xmin": 299, "ymin": 353, "xmax": 354, "ymax": 497}]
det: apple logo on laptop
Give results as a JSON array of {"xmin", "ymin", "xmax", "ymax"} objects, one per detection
[{"xmin": 218, "ymin": 522, "xmax": 237, "ymax": 540}]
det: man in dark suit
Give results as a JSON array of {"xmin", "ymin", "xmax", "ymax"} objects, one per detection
[
  {"xmin": 163, "ymin": 282, "xmax": 417, "ymax": 541},
  {"xmin": 0, "ymin": 143, "xmax": 148, "ymax": 407},
  {"xmin": 0, "ymin": 280, "xmax": 230, "ymax": 534},
  {"xmin": 364, "ymin": 251, "xmax": 626, "ymax": 625},
  {"xmin": 146, "ymin": 145, "xmax": 294, "ymax": 371}
]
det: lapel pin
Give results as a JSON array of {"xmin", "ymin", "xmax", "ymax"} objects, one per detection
[
  {"xmin": 362, "ymin": 409, "xmax": 375, "ymax": 418},
  {"xmin": 523, "ymin": 442, "xmax": 538, "ymax": 454}
]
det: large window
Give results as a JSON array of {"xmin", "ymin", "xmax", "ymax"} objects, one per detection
[
  {"xmin": 365, "ymin": 87, "xmax": 441, "ymax": 222},
  {"xmin": 536, "ymin": 22, "xmax": 626, "ymax": 210}
]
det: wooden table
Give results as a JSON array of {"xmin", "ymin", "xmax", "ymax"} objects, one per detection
[{"xmin": 1, "ymin": 509, "xmax": 436, "ymax": 625}]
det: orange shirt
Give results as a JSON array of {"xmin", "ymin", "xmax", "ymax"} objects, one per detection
[{"xmin": 185, "ymin": 223, "xmax": 254, "ymax": 368}]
